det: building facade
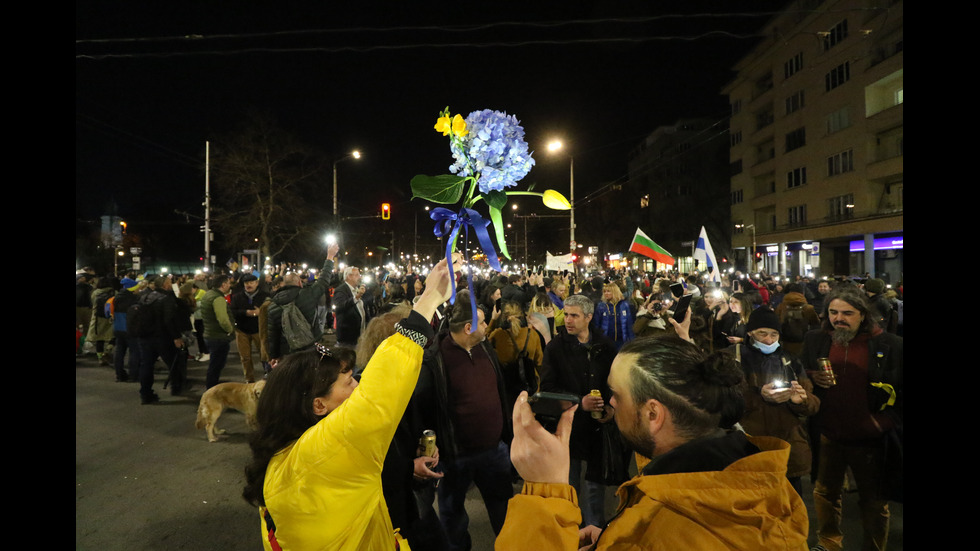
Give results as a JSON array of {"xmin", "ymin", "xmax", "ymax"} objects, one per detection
[
  {"xmin": 626, "ymin": 118, "xmax": 731, "ymax": 274},
  {"xmin": 723, "ymin": 0, "xmax": 903, "ymax": 283}
]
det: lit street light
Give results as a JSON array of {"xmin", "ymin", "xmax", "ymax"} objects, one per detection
[
  {"xmin": 333, "ymin": 150, "xmax": 361, "ymax": 230},
  {"xmin": 547, "ymin": 139, "xmax": 575, "ymax": 253}
]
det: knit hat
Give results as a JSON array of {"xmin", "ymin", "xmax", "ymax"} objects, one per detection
[
  {"xmin": 746, "ymin": 307, "xmax": 781, "ymax": 332},
  {"xmin": 865, "ymin": 278, "xmax": 886, "ymax": 294},
  {"xmin": 120, "ymin": 277, "xmax": 138, "ymax": 290}
]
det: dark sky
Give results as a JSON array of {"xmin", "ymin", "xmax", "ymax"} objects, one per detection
[{"xmin": 76, "ymin": 1, "xmax": 788, "ymax": 264}]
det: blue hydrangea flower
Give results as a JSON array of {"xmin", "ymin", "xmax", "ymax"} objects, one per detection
[{"xmin": 449, "ymin": 109, "xmax": 535, "ymax": 194}]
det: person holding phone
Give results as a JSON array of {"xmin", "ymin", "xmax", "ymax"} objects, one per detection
[
  {"xmin": 498, "ymin": 333, "xmax": 809, "ymax": 550},
  {"xmin": 243, "ymin": 257, "xmax": 455, "ymax": 551},
  {"xmin": 728, "ymin": 307, "xmax": 818, "ymax": 497}
]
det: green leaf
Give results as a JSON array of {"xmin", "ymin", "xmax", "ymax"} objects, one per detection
[
  {"xmin": 485, "ymin": 189, "xmax": 508, "ymax": 210},
  {"xmin": 489, "ymin": 206, "xmax": 511, "ymax": 260},
  {"xmin": 410, "ymin": 174, "xmax": 466, "ymax": 204}
]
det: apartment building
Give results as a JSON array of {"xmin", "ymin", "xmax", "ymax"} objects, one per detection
[{"xmin": 723, "ymin": 0, "xmax": 903, "ymax": 282}]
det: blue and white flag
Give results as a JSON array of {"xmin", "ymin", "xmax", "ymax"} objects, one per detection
[{"xmin": 693, "ymin": 226, "xmax": 720, "ymax": 283}]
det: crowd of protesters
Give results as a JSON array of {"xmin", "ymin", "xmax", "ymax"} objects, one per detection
[{"xmin": 77, "ymin": 256, "xmax": 902, "ymax": 550}]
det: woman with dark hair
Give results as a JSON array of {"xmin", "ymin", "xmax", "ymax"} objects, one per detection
[
  {"xmin": 724, "ymin": 292, "xmax": 753, "ymax": 344},
  {"xmin": 242, "ymin": 258, "xmax": 454, "ymax": 551}
]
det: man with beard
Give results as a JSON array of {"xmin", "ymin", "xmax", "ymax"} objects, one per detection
[
  {"xmin": 496, "ymin": 333, "xmax": 809, "ymax": 550},
  {"xmin": 802, "ymin": 285, "xmax": 903, "ymax": 551}
]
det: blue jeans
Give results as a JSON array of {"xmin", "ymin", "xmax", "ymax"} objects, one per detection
[
  {"xmin": 204, "ymin": 339, "xmax": 231, "ymax": 388},
  {"xmin": 438, "ymin": 441, "xmax": 514, "ymax": 551},
  {"xmin": 570, "ymin": 459, "xmax": 607, "ymax": 527}
]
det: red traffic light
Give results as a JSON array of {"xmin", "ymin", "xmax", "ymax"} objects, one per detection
[{"xmin": 381, "ymin": 203, "xmax": 391, "ymax": 220}]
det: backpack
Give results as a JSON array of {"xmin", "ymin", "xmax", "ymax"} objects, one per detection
[
  {"xmin": 94, "ymin": 290, "xmax": 111, "ymax": 319},
  {"xmin": 127, "ymin": 300, "xmax": 147, "ymax": 337},
  {"xmin": 281, "ymin": 301, "xmax": 316, "ymax": 351},
  {"xmin": 780, "ymin": 304, "xmax": 808, "ymax": 342}
]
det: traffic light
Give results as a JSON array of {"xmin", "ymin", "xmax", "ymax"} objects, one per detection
[{"xmin": 381, "ymin": 203, "xmax": 391, "ymax": 220}]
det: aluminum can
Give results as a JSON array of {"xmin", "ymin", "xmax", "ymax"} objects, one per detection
[
  {"xmin": 590, "ymin": 389, "xmax": 603, "ymax": 419},
  {"xmin": 420, "ymin": 430, "xmax": 437, "ymax": 457},
  {"xmin": 817, "ymin": 358, "xmax": 836, "ymax": 385}
]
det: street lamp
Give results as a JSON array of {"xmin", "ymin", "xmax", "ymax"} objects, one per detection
[
  {"xmin": 547, "ymin": 139, "xmax": 575, "ymax": 253},
  {"xmin": 333, "ymin": 150, "xmax": 362, "ymax": 230}
]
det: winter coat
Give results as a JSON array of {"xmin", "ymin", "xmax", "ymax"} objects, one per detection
[
  {"xmin": 200, "ymin": 289, "xmax": 234, "ymax": 341},
  {"xmin": 731, "ymin": 342, "xmax": 819, "ymax": 477},
  {"xmin": 595, "ymin": 299, "xmax": 635, "ymax": 350},
  {"xmin": 259, "ymin": 318, "xmax": 429, "ymax": 551},
  {"xmin": 266, "ymin": 256, "xmax": 335, "ymax": 359},
  {"xmin": 87, "ymin": 288, "xmax": 115, "ymax": 342},
  {"xmin": 539, "ymin": 328, "xmax": 617, "ymax": 471},
  {"xmin": 495, "ymin": 433, "xmax": 809, "ymax": 550}
]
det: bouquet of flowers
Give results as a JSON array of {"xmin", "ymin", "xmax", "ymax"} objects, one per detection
[{"xmin": 410, "ymin": 107, "xmax": 570, "ymax": 321}]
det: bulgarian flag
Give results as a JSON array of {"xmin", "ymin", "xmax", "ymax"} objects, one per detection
[{"xmin": 629, "ymin": 228, "xmax": 674, "ymax": 265}]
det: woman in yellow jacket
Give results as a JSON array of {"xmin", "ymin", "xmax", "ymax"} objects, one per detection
[{"xmin": 243, "ymin": 256, "xmax": 454, "ymax": 551}]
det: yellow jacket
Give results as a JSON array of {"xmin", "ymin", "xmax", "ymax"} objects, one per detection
[
  {"xmin": 260, "ymin": 331, "xmax": 423, "ymax": 550},
  {"xmin": 496, "ymin": 435, "xmax": 808, "ymax": 550}
]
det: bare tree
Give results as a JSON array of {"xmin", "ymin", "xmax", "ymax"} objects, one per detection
[{"xmin": 210, "ymin": 112, "xmax": 327, "ymax": 264}]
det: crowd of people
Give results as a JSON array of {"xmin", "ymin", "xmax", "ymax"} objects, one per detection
[{"xmin": 76, "ymin": 250, "xmax": 903, "ymax": 550}]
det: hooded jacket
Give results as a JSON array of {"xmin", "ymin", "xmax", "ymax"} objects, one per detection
[{"xmin": 495, "ymin": 434, "xmax": 809, "ymax": 550}]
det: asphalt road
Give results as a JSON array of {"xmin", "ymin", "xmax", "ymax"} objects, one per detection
[{"xmin": 76, "ymin": 343, "xmax": 901, "ymax": 550}]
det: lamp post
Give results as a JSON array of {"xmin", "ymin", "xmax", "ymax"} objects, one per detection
[
  {"xmin": 332, "ymin": 150, "xmax": 361, "ymax": 230},
  {"xmin": 547, "ymin": 140, "xmax": 575, "ymax": 253},
  {"xmin": 414, "ymin": 205, "xmax": 430, "ymax": 258}
]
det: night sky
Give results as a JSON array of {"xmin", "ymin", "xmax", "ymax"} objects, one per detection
[{"xmin": 76, "ymin": 1, "xmax": 790, "ymax": 267}]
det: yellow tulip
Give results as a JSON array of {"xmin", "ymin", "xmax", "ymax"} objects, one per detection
[{"xmin": 542, "ymin": 189, "xmax": 571, "ymax": 210}]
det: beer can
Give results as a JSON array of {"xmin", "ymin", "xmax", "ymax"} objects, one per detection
[
  {"xmin": 590, "ymin": 389, "xmax": 603, "ymax": 419},
  {"xmin": 420, "ymin": 430, "xmax": 437, "ymax": 457},
  {"xmin": 817, "ymin": 358, "xmax": 836, "ymax": 385}
]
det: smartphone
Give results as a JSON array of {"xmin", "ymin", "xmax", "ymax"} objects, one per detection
[
  {"xmin": 671, "ymin": 294, "xmax": 693, "ymax": 323},
  {"xmin": 495, "ymin": 298, "xmax": 502, "ymax": 313},
  {"xmin": 670, "ymin": 282, "xmax": 684, "ymax": 299},
  {"xmin": 528, "ymin": 392, "xmax": 580, "ymax": 420}
]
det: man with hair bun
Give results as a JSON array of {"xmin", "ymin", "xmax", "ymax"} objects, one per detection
[{"xmin": 498, "ymin": 322, "xmax": 809, "ymax": 550}]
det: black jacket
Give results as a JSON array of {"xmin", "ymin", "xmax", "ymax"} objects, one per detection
[
  {"xmin": 409, "ymin": 332, "xmax": 512, "ymax": 463},
  {"xmin": 137, "ymin": 289, "xmax": 181, "ymax": 340},
  {"xmin": 539, "ymin": 327, "xmax": 617, "ymax": 463},
  {"xmin": 266, "ymin": 257, "xmax": 335, "ymax": 358}
]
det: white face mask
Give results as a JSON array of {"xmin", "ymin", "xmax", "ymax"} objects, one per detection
[{"xmin": 752, "ymin": 340, "xmax": 780, "ymax": 354}]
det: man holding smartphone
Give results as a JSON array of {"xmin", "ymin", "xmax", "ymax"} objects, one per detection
[
  {"xmin": 538, "ymin": 294, "xmax": 618, "ymax": 528},
  {"xmin": 498, "ymin": 333, "xmax": 809, "ymax": 550}
]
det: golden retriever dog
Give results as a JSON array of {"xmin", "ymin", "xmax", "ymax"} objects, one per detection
[{"xmin": 195, "ymin": 380, "xmax": 265, "ymax": 442}]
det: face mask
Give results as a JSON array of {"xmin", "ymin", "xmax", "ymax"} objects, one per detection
[{"xmin": 753, "ymin": 340, "xmax": 780, "ymax": 354}]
